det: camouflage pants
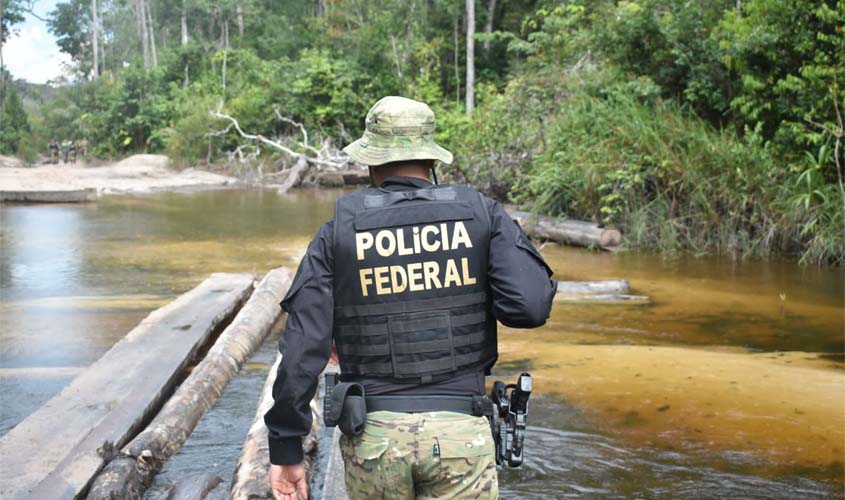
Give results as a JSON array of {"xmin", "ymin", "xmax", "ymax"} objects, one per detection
[{"xmin": 339, "ymin": 411, "xmax": 499, "ymax": 500}]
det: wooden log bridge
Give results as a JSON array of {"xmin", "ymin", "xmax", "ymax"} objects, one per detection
[
  {"xmin": 0, "ymin": 269, "xmax": 292, "ymax": 500},
  {"xmin": 508, "ymin": 210, "xmax": 622, "ymax": 250},
  {"xmin": 86, "ymin": 268, "xmax": 293, "ymax": 500}
]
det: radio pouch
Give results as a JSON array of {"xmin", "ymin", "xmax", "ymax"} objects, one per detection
[{"xmin": 325, "ymin": 381, "xmax": 366, "ymax": 436}]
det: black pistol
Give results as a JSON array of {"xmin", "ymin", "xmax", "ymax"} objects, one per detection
[{"xmin": 488, "ymin": 372, "xmax": 532, "ymax": 467}]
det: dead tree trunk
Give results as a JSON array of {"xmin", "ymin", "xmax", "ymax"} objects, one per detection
[
  {"xmin": 85, "ymin": 268, "xmax": 294, "ymax": 500},
  {"xmin": 465, "ymin": 0, "xmax": 475, "ymax": 114},
  {"xmin": 277, "ymin": 154, "xmax": 309, "ymax": 194}
]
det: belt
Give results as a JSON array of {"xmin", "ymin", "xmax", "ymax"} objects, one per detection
[{"xmin": 365, "ymin": 395, "xmax": 489, "ymax": 417}]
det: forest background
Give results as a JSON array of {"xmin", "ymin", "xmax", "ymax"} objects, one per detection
[{"xmin": 0, "ymin": 0, "xmax": 843, "ymax": 265}]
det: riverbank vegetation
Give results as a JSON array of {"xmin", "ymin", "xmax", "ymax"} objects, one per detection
[{"xmin": 1, "ymin": 0, "xmax": 842, "ymax": 264}]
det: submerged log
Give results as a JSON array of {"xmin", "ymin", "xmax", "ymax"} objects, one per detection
[
  {"xmin": 557, "ymin": 280, "xmax": 630, "ymax": 295},
  {"xmin": 555, "ymin": 280, "xmax": 649, "ymax": 303},
  {"xmin": 86, "ymin": 268, "xmax": 294, "ymax": 500},
  {"xmin": 0, "ymin": 273, "xmax": 254, "ymax": 500},
  {"xmin": 229, "ymin": 355, "xmax": 323, "ymax": 500},
  {"xmin": 554, "ymin": 293, "xmax": 650, "ymax": 304},
  {"xmin": 509, "ymin": 210, "xmax": 621, "ymax": 250}
]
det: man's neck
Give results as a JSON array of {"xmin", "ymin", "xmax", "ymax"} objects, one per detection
[{"xmin": 369, "ymin": 163, "xmax": 432, "ymax": 187}]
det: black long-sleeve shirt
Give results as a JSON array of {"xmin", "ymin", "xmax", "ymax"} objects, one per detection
[{"xmin": 264, "ymin": 176, "xmax": 556, "ymax": 465}]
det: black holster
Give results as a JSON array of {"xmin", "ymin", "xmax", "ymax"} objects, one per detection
[{"xmin": 324, "ymin": 375, "xmax": 367, "ymax": 436}]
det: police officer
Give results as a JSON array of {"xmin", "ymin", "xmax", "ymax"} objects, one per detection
[
  {"xmin": 48, "ymin": 139, "xmax": 59, "ymax": 164},
  {"xmin": 264, "ymin": 96, "xmax": 556, "ymax": 500}
]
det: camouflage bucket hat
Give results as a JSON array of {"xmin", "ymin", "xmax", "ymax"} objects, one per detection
[{"xmin": 343, "ymin": 96, "xmax": 453, "ymax": 166}]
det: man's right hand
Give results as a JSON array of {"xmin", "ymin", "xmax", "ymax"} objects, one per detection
[{"xmin": 269, "ymin": 463, "xmax": 308, "ymax": 500}]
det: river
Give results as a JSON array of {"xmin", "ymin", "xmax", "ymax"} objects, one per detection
[{"xmin": 1, "ymin": 188, "xmax": 842, "ymax": 499}]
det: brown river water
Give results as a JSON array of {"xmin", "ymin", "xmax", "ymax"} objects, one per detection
[{"xmin": 1, "ymin": 188, "xmax": 842, "ymax": 499}]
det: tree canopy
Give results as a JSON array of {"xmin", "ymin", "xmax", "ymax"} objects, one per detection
[{"xmin": 4, "ymin": 0, "xmax": 843, "ymax": 264}]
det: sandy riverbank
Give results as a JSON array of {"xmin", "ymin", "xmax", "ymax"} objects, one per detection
[
  {"xmin": 498, "ymin": 332, "xmax": 845, "ymax": 471},
  {"xmin": 0, "ymin": 155, "xmax": 238, "ymax": 196}
]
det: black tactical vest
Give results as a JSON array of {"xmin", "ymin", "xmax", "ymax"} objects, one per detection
[{"xmin": 332, "ymin": 183, "xmax": 497, "ymax": 383}]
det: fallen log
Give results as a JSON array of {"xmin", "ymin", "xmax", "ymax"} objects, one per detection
[
  {"xmin": 0, "ymin": 273, "xmax": 254, "ymax": 500},
  {"xmin": 229, "ymin": 354, "xmax": 322, "ymax": 500},
  {"xmin": 509, "ymin": 210, "xmax": 621, "ymax": 250},
  {"xmin": 86, "ymin": 267, "xmax": 294, "ymax": 500},
  {"xmin": 228, "ymin": 353, "xmax": 281, "ymax": 500},
  {"xmin": 277, "ymin": 155, "xmax": 309, "ymax": 194},
  {"xmin": 0, "ymin": 187, "xmax": 98, "ymax": 203},
  {"xmin": 556, "ymin": 280, "xmax": 629, "ymax": 295}
]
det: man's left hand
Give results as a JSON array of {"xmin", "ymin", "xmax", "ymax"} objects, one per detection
[{"xmin": 269, "ymin": 463, "xmax": 308, "ymax": 500}]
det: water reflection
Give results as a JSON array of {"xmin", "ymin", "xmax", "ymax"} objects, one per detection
[
  {"xmin": 0, "ymin": 189, "xmax": 342, "ymax": 434},
  {"xmin": 2, "ymin": 206, "xmax": 84, "ymax": 299}
]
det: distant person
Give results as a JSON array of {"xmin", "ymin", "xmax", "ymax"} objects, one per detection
[
  {"xmin": 69, "ymin": 141, "xmax": 77, "ymax": 164},
  {"xmin": 78, "ymin": 139, "xmax": 88, "ymax": 161},
  {"xmin": 48, "ymin": 139, "xmax": 59, "ymax": 164},
  {"xmin": 60, "ymin": 140, "xmax": 70, "ymax": 164},
  {"xmin": 264, "ymin": 96, "xmax": 556, "ymax": 500}
]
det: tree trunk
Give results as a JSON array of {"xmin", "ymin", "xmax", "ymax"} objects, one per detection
[
  {"xmin": 221, "ymin": 20, "xmax": 228, "ymax": 100},
  {"xmin": 84, "ymin": 268, "xmax": 293, "ymax": 500},
  {"xmin": 483, "ymin": 0, "xmax": 495, "ymax": 51},
  {"xmin": 146, "ymin": 0, "xmax": 158, "ymax": 67},
  {"xmin": 181, "ymin": 0, "xmax": 188, "ymax": 45},
  {"xmin": 453, "ymin": 14, "xmax": 460, "ymax": 105},
  {"xmin": 181, "ymin": 0, "xmax": 189, "ymax": 87},
  {"xmin": 137, "ymin": 0, "xmax": 150, "ymax": 72},
  {"xmin": 465, "ymin": 0, "xmax": 475, "ymax": 115},
  {"xmin": 236, "ymin": 3, "xmax": 244, "ymax": 39},
  {"xmin": 1, "ymin": 0, "xmax": 6, "ymax": 115},
  {"xmin": 91, "ymin": 0, "xmax": 99, "ymax": 79}
]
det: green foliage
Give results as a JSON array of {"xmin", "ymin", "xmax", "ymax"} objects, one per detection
[
  {"xmin": 0, "ymin": 71, "xmax": 31, "ymax": 156},
  {"xmin": 716, "ymin": 0, "xmax": 845, "ymax": 159},
  {"xmin": 516, "ymin": 78, "xmax": 788, "ymax": 258},
  {"xmin": 47, "ymin": 0, "xmax": 94, "ymax": 79},
  {"xmin": 16, "ymin": 0, "xmax": 844, "ymax": 264}
]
